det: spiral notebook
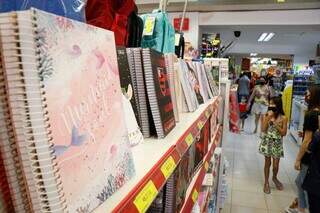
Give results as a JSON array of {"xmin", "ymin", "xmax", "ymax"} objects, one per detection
[
  {"xmin": 177, "ymin": 59, "xmax": 199, "ymax": 112},
  {"xmin": 0, "ymin": 9, "xmax": 135, "ymax": 212},
  {"xmin": 164, "ymin": 53, "xmax": 179, "ymax": 122},
  {"xmin": 142, "ymin": 48, "xmax": 175, "ymax": 138},
  {"xmin": 127, "ymin": 48, "xmax": 151, "ymax": 138}
]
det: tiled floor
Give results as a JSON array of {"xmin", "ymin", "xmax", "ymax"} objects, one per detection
[{"xmin": 221, "ymin": 115, "xmax": 300, "ymax": 213}]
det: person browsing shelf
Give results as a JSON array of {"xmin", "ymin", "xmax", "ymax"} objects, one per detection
[{"xmin": 286, "ymin": 85, "xmax": 320, "ymax": 213}]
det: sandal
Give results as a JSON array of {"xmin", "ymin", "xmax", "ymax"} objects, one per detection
[
  {"xmin": 273, "ymin": 178, "xmax": 284, "ymax": 191},
  {"xmin": 263, "ymin": 183, "xmax": 271, "ymax": 194}
]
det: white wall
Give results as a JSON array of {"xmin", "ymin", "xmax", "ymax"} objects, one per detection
[
  {"xmin": 167, "ymin": 12, "xmax": 199, "ymax": 48},
  {"xmin": 199, "ymin": 10, "xmax": 320, "ymax": 26}
]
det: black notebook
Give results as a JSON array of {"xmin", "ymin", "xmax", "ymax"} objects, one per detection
[
  {"xmin": 142, "ymin": 49, "xmax": 176, "ymax": 138},
  {"xmin": 116, "ymin": 46, "xmax": 140, "ymax": 124}
]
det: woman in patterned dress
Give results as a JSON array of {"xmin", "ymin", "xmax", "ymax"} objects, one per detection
[{"xmin": 259, "ymin": 96, "xmax": 288, "ymax": 194}]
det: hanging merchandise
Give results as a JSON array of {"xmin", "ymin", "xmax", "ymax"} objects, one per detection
[
  {"xmin": 85, "ymin": 0, "xmax": 143, "ymax": 46},
  {"xmin": 141, "ymin": 10, "xmax": 175, "ymax": 54},
  {"xmin": 175, "ymin": 32, "xmax": 185, "ymax": 58},
  {"xmin": 0, "ymin": 0, "xmax": 87, "ymax": 22},
  {"xmin": 127, "ymin": 5, "xmax": 144, "ymax": 47}
]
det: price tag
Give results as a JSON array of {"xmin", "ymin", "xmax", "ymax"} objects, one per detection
[
  {"xmin": 204, "ymin": 161, "xmax": 209, "ymax": 171},
  {"xmin": 161, "ymin": 156, "xmax": 176, "ymax": 179},
  {"xmin": 185, "ymin": 133, "xmax": 194, "ymax": 147},
  {"xmin": 133, "ymin": 180, "xmax": 158, "ymax": 213},
  {"xmin": 197, "ymin": 121, "xmax": 204, "ymax": 130},
  {"xmin": 192, "ymin": 189, "xmax": 199, "ymax": 203},
  {"xmin": 175, "ymin": 33, "xmax": 180, "ymax": 46},
  {"xmin": 143, "ymin": 16, "xmax": 156, "ymax": 36},
  {"xmin": 205, "ymin": 111, "xmax": 210, "ymax": 118}
]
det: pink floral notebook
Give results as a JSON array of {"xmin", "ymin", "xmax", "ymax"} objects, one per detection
[{"xmin": 0, "ymin": 9, "xmax": 134, "ymax": 212}]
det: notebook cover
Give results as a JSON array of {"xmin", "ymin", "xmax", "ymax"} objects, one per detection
[
  {"xmin": 0, "ymin": 154, "xmax": 14, "ymax": 212},
  {"xmin": 132, "ymin": 48, "xmax": 152, "ymax": 137},
  {"xmin": 177, "ymin": 60, "xmax": 198, "ymax": 112},
  {"xmin": 116, "ymin": 46, "xmax": 140, "ymax": 124},
  {"xmin": 165, "ymin": 53, "xmax": 179, "ymax": 122},
  {"xmin": 35, "ymin": 10, "xmax": 135, "ymax": 212},
  {"xmin": 126, "ymin": 48, "xmax": 141, "ymax": 125},
  {"xmin": 200, "ymin": 63, "xmax": 214, "ymax": 99},
  {"xmin": 186, "ymin": 62, "xmax": 204, "ymax": 105},
  {"xmin": 175, "ymin": 154, "xmax": 189, "ymax": 212},
  {"xmin": 147, "ymin": 49, "xmax": 176, "ymax": 137}
]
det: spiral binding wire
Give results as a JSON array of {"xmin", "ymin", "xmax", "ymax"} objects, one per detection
[
  {"xmin": 0, "ymin": 10, "xmax": 67, "ymax": 212},
  {"xmin": 0, "ymin": 33, "xmax": 33, "ymax": 212}
]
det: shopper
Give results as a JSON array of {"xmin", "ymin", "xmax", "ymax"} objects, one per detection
[
  {"xmin": 237, "ymin": 73, "xmax": 250, "ymax": 130},
  {"xmin": 286, "ymin": 85, "xmax": 320, "ymax": 213},
  {"xmin": 247, "ymin": 77, "xmax": 271, "ymax": 134},
  {"xmin": 259, "ymin": 96, "xmax": 287, "ymax": 194},
  {"xmin": 237, "ymin": 72, "xmax": 250, "ymax": 103},
  {"xmin": 303, "ymin": 130, "xmax": 320, "ymax": 213}
]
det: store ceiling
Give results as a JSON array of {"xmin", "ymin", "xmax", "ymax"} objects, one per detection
[
  {"xmin": 200, "ymin": 25, "xmax": 320, "ymax": 59},
  {"xmin": 136, "ymin": 0, "xmax": 320, "ymax": 12}
]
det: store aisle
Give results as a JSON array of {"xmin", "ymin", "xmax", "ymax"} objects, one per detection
[{"xmin": 221, "ymin": 115, "xmax": 300, "ymax": 213}]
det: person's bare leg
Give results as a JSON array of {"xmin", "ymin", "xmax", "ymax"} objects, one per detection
[
  {"xmin": 241, "ymin": 119, "xmax": 245, "ymax": 130},
  {"xmin": 260, "ymin": 114, "xmax": 265, "ymax": 133},
  {"xmin": 272, "ymin": 158, "xmax": 283, "ymax": 190},
  {"xmin": 254, "ymin": 113, "xmax": 260, "ymax": 133},
  {"xmin": 264, "ymin": 156, "xmax": 271, "ymax": 193}
]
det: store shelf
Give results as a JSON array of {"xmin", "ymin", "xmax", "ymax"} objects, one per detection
[
  {"xmin": 94, "ymin": 98, "xmax": 220, "ymax": 213},
  {"xmin": 179, "ymin": 126, "xmax": 222, "ymax": 213}
]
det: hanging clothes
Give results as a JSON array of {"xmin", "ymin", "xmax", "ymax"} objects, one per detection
[
  {"xmin": 127, "ymin": 6, "xmax": 144, "ymax": 47},
  {"xmin": 141, "ymin": 10, "xmax": 175, "ymax": 54},
  {"xmin": 85, "ymin": 0, "xmax": 140, "ymax": 46}
]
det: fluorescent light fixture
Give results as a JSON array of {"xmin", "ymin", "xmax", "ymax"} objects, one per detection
[
  {"xmin": 258, "ymin": 32, "xmax": 275, "ymax": 42},
  {"xmin": 250, "ymin": 53, "xmax": 258, "ymax": 57},
  {"xmin": 277, "ymin": 0, "xmax": 285, "ymax": 2},
  {"xmin": 264, "ymin": 32, "xmax": 275, "ymax": 41},
  {"xmin": 258, "ymin": 33, "xmax": 268, "ymax": 42}
]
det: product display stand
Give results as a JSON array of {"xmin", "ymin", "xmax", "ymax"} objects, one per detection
[
  {"xmin": 180, "ymin": 126, "xmax": 222, "ymax": 212},
  {"xmin": 94, "ymin": 97, "xmax": 222, "ymax": 212},
  {"xmin": 216, "ymin": 79, "xmax": 231, "ymax": 212}
]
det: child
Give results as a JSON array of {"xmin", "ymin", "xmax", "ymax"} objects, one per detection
[
  {"xmin": 259, "ymin": 96, "xmax": 288, "ymax": 194},
  {"xmin": 239, "ymin": 96, "xmax": 248, "ymax": 131}
]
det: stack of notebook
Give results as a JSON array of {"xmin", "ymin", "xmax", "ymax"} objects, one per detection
[
  {"xmin": 116, "ymin": 47, "xmax": 143, "ymax": 147},
  {"xmin": 142, "ymin": 48, "xmax": 176, "ymax": 138},
  {"xmin": 127, "ymin": 48, "xmax": 151, "ymax": 138},
  {"xmin": 0, "ymin": 9, "xmax": 135, "ymax": 212}
]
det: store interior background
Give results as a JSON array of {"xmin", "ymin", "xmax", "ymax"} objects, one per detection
[{"xmin": 138, "ymin": 0, "xmax": 320, "ymax": 212}]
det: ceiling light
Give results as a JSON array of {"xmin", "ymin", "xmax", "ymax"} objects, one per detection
[
  {"xmin": 277, "ymin": 0, "xmax": 285, "ymax": 2},
  {"xmin": 250, "ymin": 53, "xmax": 258, "ymax": 57},
  {"xmin": 264, "ymin": 33, "xmax": 275, "ymax": 41},
  {"xmin": 258, "ymin": 33, "xmax": 268, "ymax": 42}
]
